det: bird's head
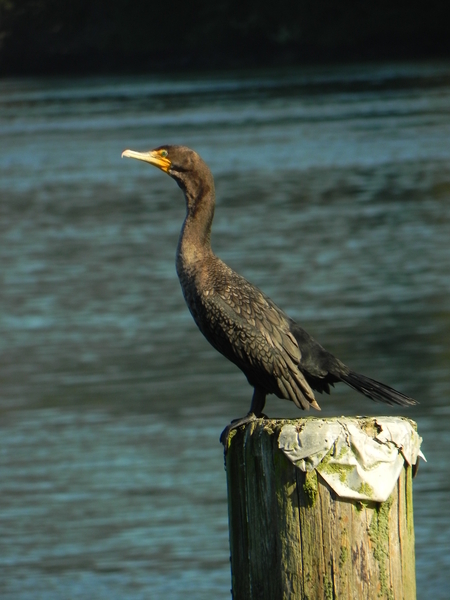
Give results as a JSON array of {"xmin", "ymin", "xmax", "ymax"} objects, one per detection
[{"xmin": 121, "ymin": 144, "xmax": 213, "ymax": 197}]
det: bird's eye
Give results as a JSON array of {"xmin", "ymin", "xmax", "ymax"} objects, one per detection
[{"xmin": 160, "ymin": 150, "xmax": 168, "ymax": 158}]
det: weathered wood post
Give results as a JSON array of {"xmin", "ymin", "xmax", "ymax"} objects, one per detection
[{"xmin": 225, "ymin": 417, "xmax": 423, "ymax": 600}]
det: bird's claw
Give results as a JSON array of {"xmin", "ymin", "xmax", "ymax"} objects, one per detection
[{"xmin": 220, "ymin": 412, "xmax": 261, "ymax": 448}]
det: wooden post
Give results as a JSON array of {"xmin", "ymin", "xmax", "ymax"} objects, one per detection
[{"xmin": 225, "ymin": 418, "xmax": 419, "ymax": 600}]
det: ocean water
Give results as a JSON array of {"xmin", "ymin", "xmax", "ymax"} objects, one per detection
[{"xmin": 1, "ymin": 61, "xmax": 450, "ymax": 598}]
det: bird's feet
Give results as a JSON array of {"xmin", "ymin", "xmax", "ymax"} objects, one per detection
[{"xmin": 220, "ymin": 412, "xmax": 267, "ymax": 448}]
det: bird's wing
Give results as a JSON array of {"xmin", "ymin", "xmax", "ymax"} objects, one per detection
[{"xmin": 199, "ymin": 282, "xmax": 318, "ymax": 410}]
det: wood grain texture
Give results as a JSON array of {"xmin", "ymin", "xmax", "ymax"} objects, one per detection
[{"xmin": 225, "ymin": 419, "xmax": 416, "ymax": 600}]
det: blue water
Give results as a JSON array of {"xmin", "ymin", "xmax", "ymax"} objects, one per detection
[{"xmin": 1, "ymin": 61, "xmax": 450, "ymax": 598}]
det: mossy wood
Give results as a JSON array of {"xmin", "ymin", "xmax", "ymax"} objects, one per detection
[{"xmin": 225, "ymin": 419, "xmax": 416, "ymax": 600}]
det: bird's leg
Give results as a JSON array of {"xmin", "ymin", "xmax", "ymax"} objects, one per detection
[
  {"xmin": 249, "ymin": 387, "xmax": 267, "ymax": 417},
  {"xmin": 220, "ymin": 388, "xmax": 267, "ymax": 447}
]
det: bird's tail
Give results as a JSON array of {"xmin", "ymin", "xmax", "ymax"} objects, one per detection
[{"xmin": 340, "ymin": 370, "xmax": 417, "ymax": 407}]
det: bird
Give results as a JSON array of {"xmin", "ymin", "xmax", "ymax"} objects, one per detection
[{"xmin": 121, "ymin": 144, "xmax": 417, "ymax": 445}]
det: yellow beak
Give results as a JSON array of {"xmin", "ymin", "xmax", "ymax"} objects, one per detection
[{"xmin": 121, "ymin": 149, "xmax": 171, "ymax": 173}]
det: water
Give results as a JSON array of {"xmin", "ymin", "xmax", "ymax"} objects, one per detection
[{"xmin": 0, "ymin": 61, "xmax": 450, "ymax": 598}]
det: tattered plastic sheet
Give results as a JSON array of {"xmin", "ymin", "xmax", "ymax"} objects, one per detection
[{"xmin": 278, "ymin": 417, "xmax": 425, "ymax": 502}]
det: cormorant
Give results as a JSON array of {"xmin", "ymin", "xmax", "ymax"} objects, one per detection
[{"xmin": 122, "ymin": 145, "xmax": 417, "ymax": 445}]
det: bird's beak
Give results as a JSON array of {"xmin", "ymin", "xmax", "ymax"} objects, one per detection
[{"xmin": 121, "ymin": 149, "xmax": 171, "ymax": 173}]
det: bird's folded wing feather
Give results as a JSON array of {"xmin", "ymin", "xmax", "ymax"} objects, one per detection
[{"xmin": 198, "ymin": 284, "xmax": 317, "ymax": 409}]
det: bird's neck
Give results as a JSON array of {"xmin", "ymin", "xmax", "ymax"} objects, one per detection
[{"xmin": 176, "ymin": 184, "xmax": 215, "ymax": 277}]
